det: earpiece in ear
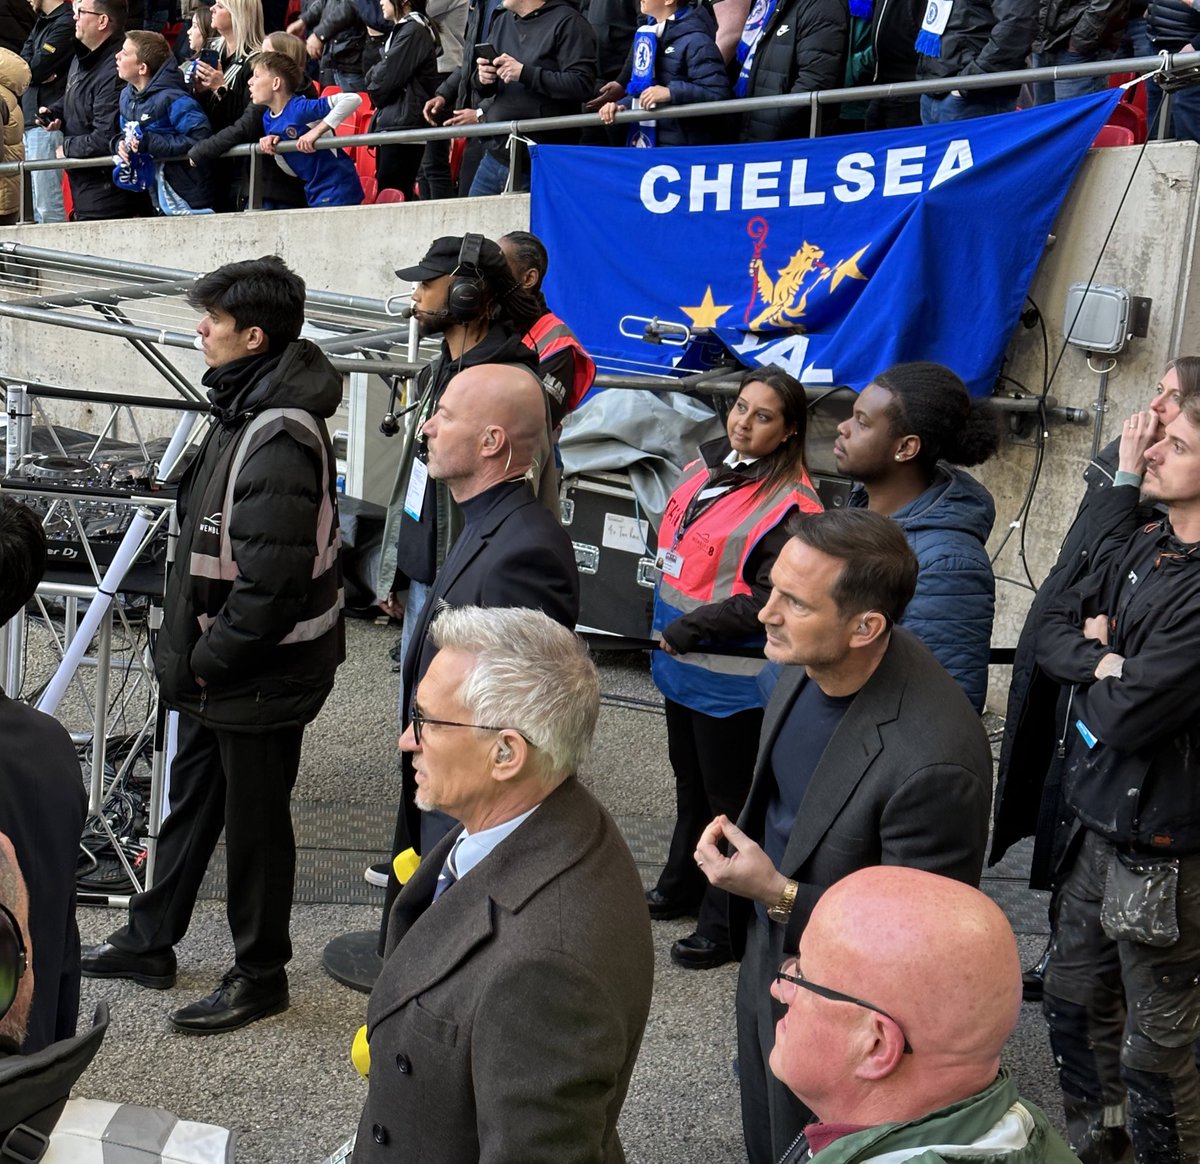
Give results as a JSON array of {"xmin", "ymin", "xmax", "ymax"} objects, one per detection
[{"xmin": 497, "ymin": 744, "xmax": 513, "ymax": 762}]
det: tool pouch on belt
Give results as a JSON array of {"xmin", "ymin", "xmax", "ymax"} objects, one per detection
[{"xmin": 1101, "ymin": 851, "xmax": 1181, "ymax": 947}]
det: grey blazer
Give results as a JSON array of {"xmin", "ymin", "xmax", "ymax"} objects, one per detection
[
  {"xmin": 732, "ymin": 626, "xmax": 994, "ymax": 957},
  {"xmin": 355, "ymin": 777, "xmax": 654, "ymax": 1164}
]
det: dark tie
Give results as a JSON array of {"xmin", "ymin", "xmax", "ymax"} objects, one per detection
[{"xmin": 432, "ymin": 838, "xmax": 463, "ymax": 902}]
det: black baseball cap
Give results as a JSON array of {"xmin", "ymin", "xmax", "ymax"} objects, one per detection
[{"xmin": 394, "ymin": 237, "xmax": 465, "ymax": 282}]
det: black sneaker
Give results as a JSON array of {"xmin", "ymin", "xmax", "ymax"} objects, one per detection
[{"xmin": 364, "ymin": 861, "xmax": 391, "ymax": 888}]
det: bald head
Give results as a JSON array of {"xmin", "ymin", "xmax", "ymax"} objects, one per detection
[
  {"xmin": 0, "ymin": 832, "xmax": 32, "ymax": 1048},
  {"xmin": 770, "ymin": 867, "xmax": 1021, "ymax": 1126},
  {"xmin": 421, "ymin": 364, "xmax": 549, "ymax": 501}
]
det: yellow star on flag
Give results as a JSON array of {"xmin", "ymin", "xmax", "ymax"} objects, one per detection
[{"xmin": 680, "ymin": 285, "xmax": 732, "ymax": 329}]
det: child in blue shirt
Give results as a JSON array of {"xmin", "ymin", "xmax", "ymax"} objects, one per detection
[{"xmin": 251, "ymin": 52, "xmax": 364, "ymax": 207}]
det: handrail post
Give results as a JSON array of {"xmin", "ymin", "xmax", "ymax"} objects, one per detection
[{"xmin": 809, "ymin": 93, "xmax": 820, "ymax": 139}]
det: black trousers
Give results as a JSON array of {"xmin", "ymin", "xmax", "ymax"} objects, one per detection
[
  {"xmin": 113, "ymin": 711, "xmax": 304, "ymax": 980},
  {"xmin": 657, "ymin": 699, "xmax": 760, "ymax": 949}
]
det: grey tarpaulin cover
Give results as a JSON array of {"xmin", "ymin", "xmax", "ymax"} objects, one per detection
[{"xmin": 559, "ymin": 390, "xmax": 725, "ymax": 529}]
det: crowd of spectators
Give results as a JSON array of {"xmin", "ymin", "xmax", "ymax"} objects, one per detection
[{"xmin": 1, "ymin": 0, "xmax": 1194, "ymax": 221}]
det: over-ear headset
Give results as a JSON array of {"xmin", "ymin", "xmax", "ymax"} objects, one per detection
[
  {"xmin": 446, "ymin": 234, "xmax": 488, "ymax": 322},
  {"xmin": 0, "ymin": 902, "xmax": 27, "ymax": 1024}
]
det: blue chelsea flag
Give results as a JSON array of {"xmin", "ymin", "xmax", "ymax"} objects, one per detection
[{"xmin": 531, "ymin": 90, "xmax": 1121, "ymax": 396}]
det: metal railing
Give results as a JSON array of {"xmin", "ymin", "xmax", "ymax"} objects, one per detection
[{"xmin": 0, "ymin": 49, "xmax": 1191, "ymax": 221}]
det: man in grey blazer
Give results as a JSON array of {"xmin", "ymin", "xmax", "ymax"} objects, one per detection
[
  {"xmin": 695, "ymin": 509, "xmax": 993, "ymax": 1164},
  {"xmin": 355, "ymin": 606, "xmax": 653, "ymax": 1163}
]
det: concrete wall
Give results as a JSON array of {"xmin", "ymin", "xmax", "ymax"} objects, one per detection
[{"xmin": 3, "ymin": 145, "xmax": 1198, "ymax": 712}]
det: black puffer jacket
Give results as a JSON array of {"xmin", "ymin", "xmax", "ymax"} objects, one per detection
[
  {"xmin": 54, "ymin": 34, "xmax": 147, "ymax": 220},
  {"xmin": 0, "ymin": 0, "xmax": 34, "ymax": 53},
  {"xmin": 739, "ymin": 0, "xmax": 847, "ymax": 142},
  {"xmin": 1033, "ymin": 0, "xmax": 1128, "ymax": 52},
  {"xmin": 154, "ymin": 342, "xmax": 345, "ymax": 731},
  {"xmin": 1148, "ymin": 0, "xmax": 1200, "ymax": 49},
  {"xmin": 1037, "ymin": 518, "xmax": 1200, "ymax": 856},
  {"xmin": 19, "ymin": 1, "xmax": 76, "ymax": 122},
  {"xmin": 366, "ymin": 13, "xmax": 439, "ymax": 130},
  {"xmin": 868, "ymin": 0, "xmax": 923, "ymax": 83},
  {"xmin": 915, "ymin": 0, "xmax": 1037, "ymax": 85}
]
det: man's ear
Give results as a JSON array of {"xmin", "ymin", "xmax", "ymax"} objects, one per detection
[
  {"xmin": 853, "ymin": 1013, "xmax": 909, "ymax": 1082},
  {"xmin": 491, "ymin": 730, "xmax": 527, "ymax": 781},
  {"xmin": 849, "ymin": 610, "xmax": 889, "ymax": 649},
  {"xmin": 893, "ymin": 433, "xmax": 921, "ymax": 464},
  {"xmin": 244, "ymin": 325, "xmax": 268, "ymax": 354}
]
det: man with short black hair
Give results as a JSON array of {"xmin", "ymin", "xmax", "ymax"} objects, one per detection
[
  {"xmin": 82, "ymin": 255, "xmax": 345, "ymax": 1036},
  {"xmin": 1037, "ymin": 393, "xmax": 1200, "ymax": 1162},
  {"xmin": 0, "ymin": 498, "xmax": 86, "ymax": 1055},
  {"xmin": 695, "ymin": 507, "xmax": 993, "ymax": 1164},
  {"xmin": 41, "ymin": 0, "xmax": 148, "ymax": 220}
]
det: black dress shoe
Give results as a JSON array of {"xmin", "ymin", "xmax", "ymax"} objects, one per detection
[
  {"xmin": 645, "ymin": 888, "xmax": 697, "ymax": 921},
  {"xmin": 81, "ymin": 941, "xmax": 177, "ymax": 989},
  {"xmin": 169, "ymin": 971, "xmax": 289, "ymax": 1035},
  {"xmin": 670, "ymin": 932, "xmax": 733, "ymax": 970},
  {"xmin": 1022, "ymin": 941, "xmax": 1051, "ymax": 1003}
]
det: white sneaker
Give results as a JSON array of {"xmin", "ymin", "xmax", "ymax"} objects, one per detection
[{"xmin": 364, "ymin": 861, "xmax": 390, "ymax": 888}]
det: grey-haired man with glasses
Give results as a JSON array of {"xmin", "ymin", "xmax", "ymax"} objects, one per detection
[
  {"xmin": 354, "ymin": 605, "xmax": 652, "ymax": 1163},
  {"xmin": 766, "ymin": 866, "xmax": 1077, "ymax": 1163}
]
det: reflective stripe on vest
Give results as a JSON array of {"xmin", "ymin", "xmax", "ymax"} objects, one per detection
[
  {"xmin": 189, "ymin": 407, "xmax": 342, "ymax": 644},
  {"xmin": 525, "ymin": 313, "xmax": 596, "ymax": 410},
  {"xmin": 655, "ymin": 460, "xmax": 822, "ymax": 619}
]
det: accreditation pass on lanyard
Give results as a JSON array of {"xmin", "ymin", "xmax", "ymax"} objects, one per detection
[
  {"xmin": 403, "ymin": 458, "xmax": 429, "ymax": 521},
  {"xmin": 657, "ymin": 548, "xmax": 684, "ymax": 578}
]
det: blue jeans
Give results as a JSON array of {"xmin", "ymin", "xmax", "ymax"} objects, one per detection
[
  {"xmin": 1032, "ymin": 47, "xmax": 1117, "ymax": 104},
  {"xmin": 920, "ymin": 90, "xmax": 1019, "ymax": 124},
  {"xmin": 24, "ymin": 126, "xmax": 66, "ymax": 223},
  {"xmin": 333, "ymin": 69, "xmax": 366, "ymax": 91},
  {"xmin": 397, "ymin": 577, "xmax": 429, "ymax": 721},
  {"xmin": 468, "ymin": 149, "xmax": 512, "ymax": 196}
]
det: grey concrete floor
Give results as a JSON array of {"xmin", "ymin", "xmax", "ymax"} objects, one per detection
[{"xmin": 69, "ymin": 618, "xmax": 1065, "ymax": 1163}]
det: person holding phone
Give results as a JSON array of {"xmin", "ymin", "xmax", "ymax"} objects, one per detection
[{"xmin": 423, "ymin": 0, "xmax": 597, "ymax": 195}]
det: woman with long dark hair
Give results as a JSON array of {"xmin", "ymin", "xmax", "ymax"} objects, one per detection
[
  {"xmin": 365, "ymin": 0, "xmax": 439, "ymax": 197},
  {"xmin": 648, "ymin": 366, "xmax": 822, "ymax": 970},
  {"xmin": 834, "ymin": 360, "xmax": 1001, "ymax": 711}
]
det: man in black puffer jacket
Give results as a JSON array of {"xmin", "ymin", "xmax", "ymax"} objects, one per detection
[
  {"xmin": 1030, "ymin": 0, "xmax": 1127, "ymax": 103},
  {"xmin": 82, "ymin": 256, "xmax": 346, "ymax": 1037},
  {"xmin": 733, "ymin": 0, "xmax": 847, "ymax": 141},
  {"xmin": 915, "ymin": 0, "xmax": 1036, "ymax": 122}
]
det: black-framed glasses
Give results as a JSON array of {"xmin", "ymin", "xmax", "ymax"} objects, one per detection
[
  {"xmin": 775, "ymin": 956, "xmax": 913, "ymax": 1054},
  {"xmin": 75, "ymin": 6, "xmax": 102, "ymax": 14},
  {"xmin": 0, "ymin": 902, "xmax": 27, "ymax": 1022},
  {"xmin": 410, "ymin": 705, "xmax": 529, "ymax": 747}
]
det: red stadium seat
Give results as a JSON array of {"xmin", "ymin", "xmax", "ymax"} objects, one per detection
[
  {"xmin": 376, "ymin": 187, "xmax": 406, "ymax": 203},
  {"xmin": 1093, "ymin": 124, "xmax": 1136, "ymax": 148},
  {"xmin": 1108, "ymin": 99, "xmax": 1147, "ymax": 143},
  {"xmin": 360, "ymin": 176, "xmax": 378, "ymax": 204}
]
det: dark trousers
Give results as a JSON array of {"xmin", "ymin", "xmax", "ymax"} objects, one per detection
[
  {"xmin": 736, "ymin": 915, "xmax": 814, "ymax": 1164},
  {"xmin": 112, "ymin": 711, "xmax": 304, "ymax": 980},
  {"xmin": 1045, "ymin": 829, "xmax": 1200, "ymax": 1162},
  {"xmin": 377, "ymin": 143, "xmax": 425, "ymax": 198},
  {"xmin": 658, "ymin": 699, "xmax": 760, "ymax": 949}
]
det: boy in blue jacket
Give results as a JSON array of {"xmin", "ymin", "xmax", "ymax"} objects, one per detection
[
  {"xmin": 252, "ymin": 51, "xmax": 363, "ymax": 207},
  {"xmin": 114, "ymin": 31, "xmax": 213, "ymax": 214}
]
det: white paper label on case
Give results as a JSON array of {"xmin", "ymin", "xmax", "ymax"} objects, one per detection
[
  {"xmin": 602, "ymin": 512, "xmax": 649, "ymax": 554},
  {"xmin": 403, "ymin": 458, "xmax": 428, "ymax": 520}
]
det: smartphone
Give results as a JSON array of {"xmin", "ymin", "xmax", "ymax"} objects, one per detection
[
  {"xmin": 199, "ymin": 47, "xmax": 220, "ymax": 67},
  {"xmin": 475, "ymin": 41, "xmax": 497, "ymax": 63}
]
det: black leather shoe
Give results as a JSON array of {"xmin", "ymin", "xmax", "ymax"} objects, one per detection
[
  {"xmin": 81, "ymin": 941, "xmax": 177, "ymax": 989},
  {"xmin": 1022, "ymin": 943, "xmax": 1051, "ymax": 1003},
  {"xmin": 670, "ymin": 932, "xmax": 733, "ymax": 970},
  {"xmin": 646, "ymin": 888, "xmax": 697, "ymax": 921},
  {"xmin": 169, "ymin": 971, "xmax": 289, "ymax": 1035}
]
